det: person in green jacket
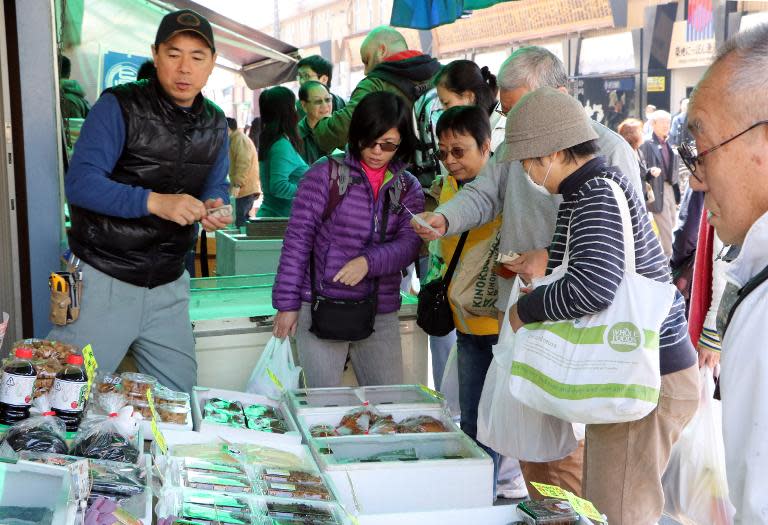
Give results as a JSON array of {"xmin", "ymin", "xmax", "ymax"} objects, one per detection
[
  {"xmin": 312, "ymin": 26, "xmax": 440, "ymax": 154},
  {"xmin": 297, "ymin": 81, "xmax": 332, "ymax": 166},
  {"xmin": 257, "ymin": 87, "xmax": 308, "ymax": 218}
]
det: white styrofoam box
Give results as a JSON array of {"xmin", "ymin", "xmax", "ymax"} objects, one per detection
[
  {"xmin": 191, "ymin": 387, "xmax": 302, "ymax": 446},
  {"xmin": 296, "ymin": 405, "xmax": 460, "ymax": 442},
  {"xmin": 287, "ymin": 385, "xmax": 445, "ymax": 415},
  {"xmin": 355, "ymin": 505, "xmax": 597, "ymax": 525},
  {"xmin": 309, "ymin": 433, "xmax": 493, "ymax": 514},
  {"xmin": 0, "ymin": 460, "xmax": 79, "ymax": 524}
]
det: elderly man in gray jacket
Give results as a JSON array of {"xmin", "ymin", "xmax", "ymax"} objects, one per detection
[{"xmin": 413, "ymin": 45, "xmax": 641, "ymax": 499}]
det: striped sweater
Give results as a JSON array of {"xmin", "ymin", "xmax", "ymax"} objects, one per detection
[{"xmin": 517, "ymin": 157, "xmax": 696, "ymax": 375}]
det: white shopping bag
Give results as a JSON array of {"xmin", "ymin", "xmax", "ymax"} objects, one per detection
[
  {"xmin": 440, "ymin": 344, "xmax": 460, "ymax": 417},
  {"xmin": 246, "ymin": 336, "xmax": 302, "ymax": 399},
  {"xmin": 509, "ymin": 180, "xmax": 676, "ymax": 424},
  {"xmin": 477, "ymin": 277, "xmax": 581, "ymax": 462},
  {"xmin": 662, "ymin": 368, "xmax": 735, "ymax": 525}
]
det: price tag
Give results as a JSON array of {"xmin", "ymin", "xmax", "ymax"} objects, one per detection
[
  {"xmin": 530, "ymin": 482, "xmax": 569, "ymax": 499},
  {"xmin": 565, "ymin": 492, "xmax": 605, "ymax": 523},
  {"xmin": 82, "ymin": 344, "xmax": 98, "ymax": 400},
  {"xmin": 146, "ymin": 389, "xmax": 168, "ymax": 454},
  {"xmin": 266, "ymin": 368, "xmax": 284, "ymax": 392},
  {"xmin": 418, "ymin": 384, "xmax": 445, "ymax": 401}
]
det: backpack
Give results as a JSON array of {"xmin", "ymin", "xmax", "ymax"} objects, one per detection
[
  {"xmin": 322, "ymin": 154, "xmax": 409, "ymax": 222},
  {"xmin": 410, "ymin": 88, "xmax": 442, "ymax": 191}
]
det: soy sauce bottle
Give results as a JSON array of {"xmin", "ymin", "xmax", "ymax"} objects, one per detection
[
  {"xmin": 51, "ymin": 354, "xmax": 88, "ymax": 432},
  {"xmin": 0, "ymin": 347, "xmax": 38, "ymax": 426}
]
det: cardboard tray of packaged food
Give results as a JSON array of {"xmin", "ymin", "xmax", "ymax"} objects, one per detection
[
  {"xmin": 307, "ymin": 432, "xmax": 494, "ymax": 514},
  {"xmin": 287, "ymin": 385, "xmax": 445, "ymax": 415},
  {"xmin": 191, "ymin": 387, "xmax": 302, "ymax": 446},
  {"xmin": 295, "ymin": 405, "xmax": 460, "ymax": 442}
]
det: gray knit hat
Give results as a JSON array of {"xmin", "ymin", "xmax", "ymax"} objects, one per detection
[{"xmin": 502, "ymin": 87, "xmax": 598, "ymax": 162}]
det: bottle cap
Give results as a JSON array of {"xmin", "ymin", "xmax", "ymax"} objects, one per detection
[
  {"xmin": 67, "ymin": 354, "xmax": 84, "ymax": 366},
  {"xmin": 15, "ymin": 348, "xmax": 33, "ymax": 359}
]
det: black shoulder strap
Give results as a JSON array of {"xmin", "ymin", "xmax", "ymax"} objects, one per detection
[
  {"xmin": 723, "ymin": 263, "xmax": 768, "ymax": 336},
  {"xmin": 442, "ymin": 232, "xmax": 470, "ymax": 287}
]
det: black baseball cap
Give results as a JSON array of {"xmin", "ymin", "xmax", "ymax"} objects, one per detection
[{"xmin": 155, "ymin": 9, "xmax": 216, "ymax": 53}]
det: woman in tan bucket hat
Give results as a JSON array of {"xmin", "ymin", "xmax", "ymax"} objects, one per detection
[{"xmin": 504, "ymin": 87, "xmax": 699, "ymax": 525}]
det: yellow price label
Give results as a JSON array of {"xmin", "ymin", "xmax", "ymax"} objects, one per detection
[
  {"xmin": 419, "ymin": 384, "xmax": 445, "ymax": 401},
  {"xmin": 146, "ymin": 390, "xmax": 168, "ymax": 454},
  {"xmin": 565, "ymin": 492, "xmax": 605, "ymax": 523},
  {"xmin": 266, "ymin": 368, "xmax": 285, "ymax": 392},
  {"xmin": 82, "ymin": 344, "xmax": 98, "ymax": 401},
  {"xmin": 530, "ymin": 482, "xmax": 569, "ymax": 499}
]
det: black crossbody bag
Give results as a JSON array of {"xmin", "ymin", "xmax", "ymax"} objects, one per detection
[
  {"xmin": 308, "ymin": 180, "xmax": 392, "ymax": 342},
  {"xmin": 416, "ymin": 231, "xmax": 469, "ymax": 336}
]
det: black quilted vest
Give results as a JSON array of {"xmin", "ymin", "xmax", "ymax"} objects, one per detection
[{"xmin": 68, "ymin": 79, "xmax": 226, "ymax": 288}]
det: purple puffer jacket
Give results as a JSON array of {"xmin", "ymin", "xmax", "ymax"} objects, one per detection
[{"xmin": 273, "ymin": 154, "xmax": 425, "ymax": 314}]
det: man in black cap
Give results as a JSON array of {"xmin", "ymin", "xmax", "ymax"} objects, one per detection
[{"xmin": 49, "ymin": 9, "xmax": 231, "ymax": 394}]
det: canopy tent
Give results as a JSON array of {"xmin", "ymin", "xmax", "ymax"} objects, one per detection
[
  {"xmin": 60, "ymin": 0, "xmax": 299, "ymax": 90},
  {"xmin": 390, "ymin": 0, "xmax": 515, "ymax": 30},
  {"xmin": 149, "ymin": 0, "xmax": 300, "ymax": 89}
]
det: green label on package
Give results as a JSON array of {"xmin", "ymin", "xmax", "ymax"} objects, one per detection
[
  {"xmin": 82, "ymin": 344, "xmax": 98, "ymax": 400},
  {"xmin": 146, "ymin": 389, "xmax": 168, "ymax": 454}
]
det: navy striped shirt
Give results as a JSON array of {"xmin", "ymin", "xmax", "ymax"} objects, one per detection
[{"xmin": 517, "ymin": 157, "xmax": 696, "ymax": 375}]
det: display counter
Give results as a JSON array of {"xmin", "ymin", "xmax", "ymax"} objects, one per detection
[{"xmin": 190, "ymin": 274, "xmax": 429, "ymax": 390}]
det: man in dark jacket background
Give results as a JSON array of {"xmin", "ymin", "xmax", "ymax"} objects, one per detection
[
  {"xmin": 48, "ymin": 9, "xmax": 232, "ymax": 393},
  {"xmin": 59, "ymin": 55, "xmax": 90, "ymax": 119},
  {"xmin": 313, "ymin": 26, "xmax": 440, "ymax": 153},
  {"xmin": 640, "ymin": 109, "xmax": 680, "ymax": 259},
  {"xmin": 295, "ymin": 54, "xmax": 346, "ymax": 119}
]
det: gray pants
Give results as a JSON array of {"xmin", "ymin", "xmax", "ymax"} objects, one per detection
[
  {"xmin": 48, "ymin": 263, "xmax": 197, "ymax": 393},
  {"xmin": 653, "ymin": 182, "xmax": 677, "ymax": 259},
  {"xmin": 295, "ymin": 302, "xmax": 403, "ymax": 388}
]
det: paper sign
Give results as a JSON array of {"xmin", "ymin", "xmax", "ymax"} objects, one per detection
[
  {"xmin": 565, "ymin": 493, "xmax": 605, "ymax": 523},
  {"xmin": 266, "ymin": 368, "xmax": 285, "ymax": 392},
  {"xmin": 530, "ymin": 482, "xmax": 569, "ymax": 499},
  {"xmin": 418, "ymin": 384, "xmax": 445, "ymax": 401},
  {"xmin": 82, "ymin": 344, "xmax": 98, "ymax": 400},
  {"xmin": 146, "ymin": 389, "xmax": 168, "ymax": 454},
  {"xmin": 530, "ymin": 482, "xmax": 605, "ymax": 523}
]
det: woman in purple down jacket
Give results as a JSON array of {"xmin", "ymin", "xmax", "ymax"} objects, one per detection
[{"xmin": 272, "ymin": 92, "xmax": 425, "ymax": 387}]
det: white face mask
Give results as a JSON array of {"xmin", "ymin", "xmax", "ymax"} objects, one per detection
[{"xmin": 525, "ymin": 158, "xmax": 553, "ymax": 195}]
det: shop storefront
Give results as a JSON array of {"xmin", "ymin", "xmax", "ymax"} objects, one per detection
[
  {"xmin": 667, "ymin": 12, "xmax": 716, "ymax": 113},
  {"xmin": 573, "ymin": 31, "xmax": 640, "ymax": 132}
]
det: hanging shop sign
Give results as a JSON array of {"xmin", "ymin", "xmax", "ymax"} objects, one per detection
[
  {"xmin": 102, "ymin": 51, "xmax": 151, "ymax": 91},
  {"xmin": 668, "ymin": 20, "xmax": 715, "ymax": 69},
  {"xmin": 647, "ymin": 76, "xmax": 666, "ymax": 92},
  {"xmin": 578, "ymin": 32, "xmax": 635, "ymax": 76}
]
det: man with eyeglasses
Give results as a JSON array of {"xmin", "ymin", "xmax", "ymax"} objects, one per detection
[
  {"xmin": 682, "ymin": 24, "xmax": 768, "ymax": 524},
  {"xmin": 295, "ymin": 55, "xmax": 346, "ymax": 119},
  {"xmin": 297, "ymin": 81, "xmax": 333, "ymax": 165}
]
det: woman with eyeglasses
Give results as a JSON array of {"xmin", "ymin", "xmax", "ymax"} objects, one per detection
[
  {"xmin": 297, "ymin": 80, "xmax": 332, "ymax": 165},
  {"xmin": 257, "ymin": 86, "xmax": 308, "ymax": 218},
  {"xmin": 424, "ymin": 105, "xmax": 504, "ymax": 490},
  {"xmin": 272, "ymin": 91, "xmax": 425, "ymax": 387}
]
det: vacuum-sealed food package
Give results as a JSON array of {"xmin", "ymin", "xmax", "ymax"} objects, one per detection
[
  {"xmin": 517, "ymin": 499, "xmax": 580, "ymax": 525},
  {"xmin": 395, "ymin": 415, "xmax": 449, "ymax": 434}
]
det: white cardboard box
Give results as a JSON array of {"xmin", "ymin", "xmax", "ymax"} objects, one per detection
[
  {"xmin": 309, "ymin": 433, "xmax": 494, "ymax": 514},
  {"xmin": 287, "ymin": 385, "xmax": 444, "ymax": 415},
  {"xmin": 191, "ymin": 387, "xmax": 302, "ymax": 446}
]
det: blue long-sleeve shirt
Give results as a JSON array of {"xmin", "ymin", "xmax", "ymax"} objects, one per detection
[{"xmin": 65, "ymin": 93, "xmax": 229, "ymax": 218}]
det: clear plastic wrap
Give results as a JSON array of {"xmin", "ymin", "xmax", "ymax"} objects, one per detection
[
  {"xmin": 71, "ymin": 396, "xmax": 141, "ymax": 463},
  {"xmin": 367, "ymin": 415, "xmax": 398, "ymax": 435},
  {"xmin": 166, "ymin": 443, "xmax": 309, "ymax": 470},
  {"xmin": 3, "ymin": 396, "xmax": 68, "ymax": 454},
  {"xmin": 395, "ymin": 415, "xmax": 449, "ymax": 434},
  {"xmin": 308, "ymin": 424, "xmax": 337, "ymax": 438},
  {"xmin": 334, "ymin": 403, "xmax": 381, "ymax": 436}
]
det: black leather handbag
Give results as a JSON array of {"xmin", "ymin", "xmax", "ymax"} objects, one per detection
[
  {"xmin": 308, "ymin": 188, "xmax": 391, "ymax": 342},
  {"xmin": 416, "ymin": 232, "xmax": 469, "ymax": 336}
]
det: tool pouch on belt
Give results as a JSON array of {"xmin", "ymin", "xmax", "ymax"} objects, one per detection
[{"xmin": 49, "ymin": 290, "xmax": 71, "ymax": 326}]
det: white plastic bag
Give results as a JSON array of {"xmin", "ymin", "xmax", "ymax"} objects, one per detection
[
  {"xmin": 246, "ymin": 337, "xmax": 302, "ymax": 399},
  {"xmin": 662, "ymin": 367, "xmax": 735, "ymax": 525},
  {"xmin": 440, "ymin": 344, "xmax": 460, "ymax": 417},
  {"xmin": 476, "ymin": 277, "xmax": 580, "ymax": 462},
  {"xmin": 509, "ymin": 180, "xmax": 675, "ymax": 424}
]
